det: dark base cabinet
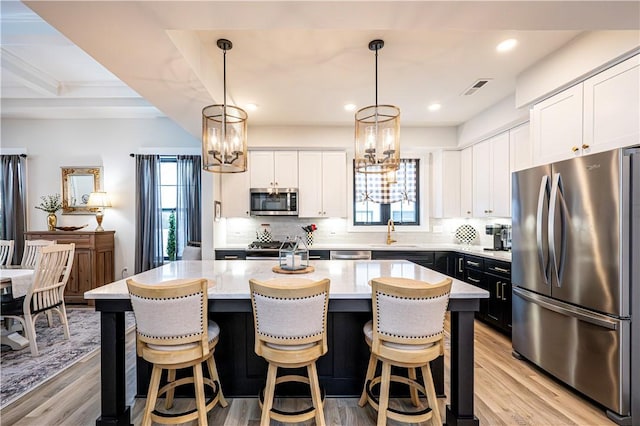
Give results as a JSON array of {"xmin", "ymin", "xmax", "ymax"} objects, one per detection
[
  {"xmin": 462, "ymin": 254, "xmax": 512, "ymax": 336},
  {"xmin": 371, "ymin": 250, "xmax": 434, "ymax": 269}
]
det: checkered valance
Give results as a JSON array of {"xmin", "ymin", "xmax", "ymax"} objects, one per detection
[{"xmin": 355, "ymin": 159, "xmax": 417, "ymax": 204}]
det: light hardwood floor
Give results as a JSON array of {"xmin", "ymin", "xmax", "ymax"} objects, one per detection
[{"xmin": 1, "ymin": 319, "xmax": 615, "ymax": 425}]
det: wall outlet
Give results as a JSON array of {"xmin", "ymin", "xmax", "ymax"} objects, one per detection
[{"xmin": 432, "ymin": 225, "xmax": 443, "ymax": 233}]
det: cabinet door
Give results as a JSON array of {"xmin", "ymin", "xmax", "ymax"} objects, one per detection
[
  {"xmin": 298, "ymin": 152, "xmax": 324, "ymax": 217},
  {"xmin": 509, "ymin": 122, "xmax": 532, "ymax": 172},
  {"xmin": 491, "ymin": 132, "xmax": 511, "ymax": 217},
  {"xmin": 532, "ymin": 84, "xmax": 583, "ymax": 165},
  {"xmin": 321, "ymin": 151, "xmax": 347, "ymax": 217},
  {"xmin": 472, "ymin": 140, "xmax": 491, "ymax": 217},
  {"xmin": 249, "ymin": 151, "xmax": 275, "ymax": 188},
  {"xmin": 460, "ymin": 147, "xmax": 473, "ymax": 217},
  {"xmin": 485, "ymin": 273, "xmax": 503, "ymax": 328},
  {"xmin": 583, "ymin": 55, "xmax": 640, "ymax": 153},
  {"xmin": 274, "ymin": 151, "xmax": 298, "ymax": 188},
  {"xmin": 431, "ymin": 151, "xmax": 461, "ymax": 218},
  {"xmin": 221, "ymin": 171, "xmax": 250, "ymax": 217}
]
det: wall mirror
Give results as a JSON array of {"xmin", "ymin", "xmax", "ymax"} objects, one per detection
[{"xmin": 61, "ymin": 167, "xmax": 102, "ymax": 214}]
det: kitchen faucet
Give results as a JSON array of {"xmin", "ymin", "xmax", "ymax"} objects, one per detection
[{"xmin": 386, "ymin": 218, "xmax": 396, "ymax": 245}]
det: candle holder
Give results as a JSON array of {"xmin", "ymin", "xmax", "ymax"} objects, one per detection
[{"xmin": 278, "ymin": 237, "xmax": 309, "ymax": 271}]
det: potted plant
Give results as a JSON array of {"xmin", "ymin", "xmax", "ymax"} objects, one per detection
[{"xmin": 35, "ymin": 194, "xmax": 63, "ymax": 231}]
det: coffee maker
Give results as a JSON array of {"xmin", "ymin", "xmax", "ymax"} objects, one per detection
[{"xmin": 485, "ymin": 224, "xmax": 510, "ymax": 251}]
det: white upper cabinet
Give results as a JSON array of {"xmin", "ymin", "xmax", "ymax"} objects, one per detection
[
  {"xmin": 532, "ymin": 84, "xmax": 584, "ymax": 165},
  {"xmin": 221, "ymin": 166, "xmax": 250, "ymax": 217},
  {"xmin": 460, "ymin": 147, "xmax": 473, "ymax": 218},
  {"xmin": 473, "ymin": 132, "xmax": 511, "ymax": 217},
  {"xmin": 509, "ymin": 122, "xmax": 532, "ymax": 172},
  {"xmin": 298, "ymin": 151, "xmax": 347, "ymax": 218},
  {"xmin": 532, "ymin": 55, "xmax": 639, "ymax": 166},
  {"xmin": 583, "ymin": 55, "xmax": 639, "ymax": 153},
  {"xmin": 249, "ymin": 151, "xmax": 298, "ymax": 189},
  {"xmin": 431, "ymin": 150, "xmax": 461, "ymax": 218}
]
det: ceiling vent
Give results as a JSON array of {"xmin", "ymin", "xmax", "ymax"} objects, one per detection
[{"xmin": 462, "ymin": 79, "xmax": 492, "ymax": 96}]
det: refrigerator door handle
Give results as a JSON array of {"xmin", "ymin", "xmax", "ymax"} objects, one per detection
[
  {"xmin": 548, "ymin": 172, "xmax": 566, "ymax": 287},
  {"xmin": 513, "ymin": 287, "xmax": 618, "ymax": 330},
  {"xmin": 536, "ymin": 175, "xmax": 550, "ymax": 285}
]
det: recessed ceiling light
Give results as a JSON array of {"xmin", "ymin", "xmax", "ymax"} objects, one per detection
[
  {"xmin": 496, "ymin": 38, "xmax": 518, "ymax": 53},
  {"xmin": 344, "ymin": 103, "xmax": 356, "ymax": 111},
  {"xmin": 428, "ymin": 103, "xmax": 441, "ymax": 111},
  {"xmin": 246, "ymin": 103, "xmax": 258, "ymax": 111}
]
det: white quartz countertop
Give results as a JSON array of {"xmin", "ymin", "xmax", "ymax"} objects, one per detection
[
  {"xmin": 219, "ymin": 243, "xmax": 512, "ymax": 262},
  {"xmin": 85, "ymin": 259, "xmax": 489, "ymax": 300}
]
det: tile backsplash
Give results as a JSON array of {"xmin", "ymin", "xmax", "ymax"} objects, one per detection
[{"xmin": 222, "ymin": 216, "xmax": 511, "ymax": 248}]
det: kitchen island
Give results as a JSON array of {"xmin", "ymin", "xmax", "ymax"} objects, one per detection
[{"xmin": 85, "ymin": 259, "xmax": 488, "ymax": 426}]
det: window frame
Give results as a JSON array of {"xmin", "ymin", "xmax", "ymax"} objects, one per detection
[{"xmin": 352, "ymin": 158, "xmax": 421, "ymax": 227}]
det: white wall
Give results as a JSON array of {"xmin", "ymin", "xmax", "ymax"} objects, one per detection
[
  {"xmin": 1, "ymin": 117, "xmax": 203, "ymax": 277},
  {"xmin": 516, "ymin": 31, "xmax": 640, "ymax": 107}
]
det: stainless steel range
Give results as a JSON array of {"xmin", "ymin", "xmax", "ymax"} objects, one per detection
[{"xmin": 246, "ymin": 241, "xmax": 295, "ymax": 259}]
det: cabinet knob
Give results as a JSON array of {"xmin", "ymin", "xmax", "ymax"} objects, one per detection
[
  {"xmin": 323, "ymin": 211, "xmax": 326, "ymax": 215},
  {"xmin": 582, "ymin": 144, "xmax": 590, "ymax": 150},
  {"xmin": 467, "ymin": 211, "xmax": 471, "ymax": 214},
  {"xmin": 571, "ymin": 146, "xmax": 579, "ymax": 152}
]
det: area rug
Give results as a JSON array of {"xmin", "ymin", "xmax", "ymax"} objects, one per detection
[{"xmin": 0, "ymin": 308, "xmax": 135, "ymax": 409}]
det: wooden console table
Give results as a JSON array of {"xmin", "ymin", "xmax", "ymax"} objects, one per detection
[{"xmin": 25, "ymin": 230, "xmax": 115, "ymax": 304}]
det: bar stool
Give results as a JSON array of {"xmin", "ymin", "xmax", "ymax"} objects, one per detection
[
  {"xmin": 127, "ymin": 278, "xmax": 227, "ymax": 426},
  {"xmin": 249, "ymin": 277, "xmax": 330, "ymax": 426},
  {"xmin": 358, "ymin": 277, "xmax": 452, "ymax": 426}
]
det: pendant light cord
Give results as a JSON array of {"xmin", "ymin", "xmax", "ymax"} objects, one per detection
[
  {"xmin": 374, "ymin": 47, "xmax": 378, "ymax": 108},
  {"xmin": 222, "ymin": 45, "xmax": 227, "ymax": 141}
]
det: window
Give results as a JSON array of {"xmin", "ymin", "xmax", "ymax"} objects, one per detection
[
  {"xmin": 353, "ymin": 159, "xmax": 420, "ymax": 226},
  {"xmin": 159, "ymin": 158, "xmax": 177, "ymax": 259}
]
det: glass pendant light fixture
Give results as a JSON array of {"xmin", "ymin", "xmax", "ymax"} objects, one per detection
[
  {"xmin": 354, "ymin": 39, "xmax": 400, "ymax": 174},
  {"xmin": 202, "ymin": 39, "xmax": 248, "ymax": 173}
]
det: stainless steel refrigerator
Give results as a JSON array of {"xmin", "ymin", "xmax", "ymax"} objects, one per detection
[{"xmin": 511, "ymin": 146, "xmax": 639, "ymax": 424}]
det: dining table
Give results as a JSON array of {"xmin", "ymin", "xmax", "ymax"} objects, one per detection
[
  {"xmin": 0, "ymin": 266, "xmax": 34, "ymax": 350},
  {"xmin": 85, "ymin": 259, "xmax": 488, "ymax": 426}
]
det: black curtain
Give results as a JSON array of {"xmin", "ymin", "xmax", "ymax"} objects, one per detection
[
  {"xmin": 0, "ymin": 155, "xmax": 27, "ymax": 264},
  {"xmin": 134, "ymin": 155, "xmax": 164, "ymax": 273},
  {"xmin": 176, "ymin": 155, "xmax": 201, "ymax": 258}
]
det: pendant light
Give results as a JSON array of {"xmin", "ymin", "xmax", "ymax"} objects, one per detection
[
  {"xmin": 354, "ymin": 39, "xmax": 400, "ymax": 174},
  {"xmin": 202, "ymin": 39, "xmax": 248, "ymax": 173}
]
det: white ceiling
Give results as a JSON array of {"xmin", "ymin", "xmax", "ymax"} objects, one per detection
[{"xmin": 2, "ymin": 1, "xmax": 639, "ymax": 139}]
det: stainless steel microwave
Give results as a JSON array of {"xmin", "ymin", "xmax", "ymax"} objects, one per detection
[{"xmin": 249, "ymin": 188, "xmax": 298, "ymax": 216}]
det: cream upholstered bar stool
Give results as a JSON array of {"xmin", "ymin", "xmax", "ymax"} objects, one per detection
[
  {"xmin": 249, "ymin": 277, "xmax": 330, "ymax": 426},
  {"xmin": 126, "ymin": 278, "xmax": 227, "ymax": 426},
  {"xmin": 359, "ymin": 277, "xmax": 452, "ymax": 426}
]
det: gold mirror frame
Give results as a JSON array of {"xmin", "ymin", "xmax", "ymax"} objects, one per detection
[{"xmin": 61, "ymin": 167, "xmax": 102, "ymax": 214}]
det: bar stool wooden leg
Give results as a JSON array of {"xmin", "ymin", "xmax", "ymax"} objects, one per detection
[
  {"xmin": 421, "ymin": 364, "xmax": 442, "ymax": 426},
  {"xmin": 206, "ymin": 355, "xmax": 228, "ymax": 407},
  {"xmin": 359, "ymin": 353, "xmax": 377, "ymax": 407},
  {"xmin": 193, "ymin": 363, "xmax": 207, "ymax": 425},
  {"xmin": 307, "ymin": 362, "xmax": 325, "ymax": 426},
  {"xmin": 165, "ymin": 369, "xmax": 176, "ymax": 409},
  {"xmin": 408, "ymin": 367, "xmax": 420, "ymax": 407},
  {"xmin": 377, "ymin": 361, "xmax": 392, "ymax": 426},
  {"xmin": 261, "ymin": 363, "xmax": 278, "ymax": 426},
  {"xmin": 143, "ymin": 365, "xmax": 163, "ymax": 426}
]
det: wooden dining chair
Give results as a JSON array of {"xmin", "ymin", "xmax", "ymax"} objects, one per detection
[
  {"xmin": 21, "ymin": 239, "xmax": 56, "ymax": 268},
  {"xmin": 127, "ymin": 277, "xmax": 227, "ymax": 426},
  {"xmin": 0, "ymin": 243, "xmax": 75, "ymax": 356},
  {"xmin": 249, "ymin": 277, "xmax": 330, "ymax": 426},
  {"xmin": 359, "ymin": 277, "xmax": 452, "ymax": 426},
  {"xmin": 0, "ymin": 240, "xmax": 14, "ymax": 266}
]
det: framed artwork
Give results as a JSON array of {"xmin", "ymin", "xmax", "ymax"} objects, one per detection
[{"xmin": 214, "ymin": 201, "xmax": 222, "ymax": 222}]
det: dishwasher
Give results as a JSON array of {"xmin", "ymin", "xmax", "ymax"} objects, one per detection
[{"xmin": 329, "ymin": 250, "xmax": 371, "ymax": 260}]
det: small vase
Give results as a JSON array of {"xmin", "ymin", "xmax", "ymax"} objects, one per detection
[
  {"xmin": 306, "ymin": 232, "xmax": 313, "ymax": 246},
  {"xmin": 47, "ymin": 213, "xmax": 57, "ymax": 231}
]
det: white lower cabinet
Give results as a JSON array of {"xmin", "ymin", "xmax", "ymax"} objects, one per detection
[
  {"xmin": 298, "ymin": 151, "xmax": 347, "ymax": 218},
  {"xmin": 473, "ymin": 132, "xmax": 510, "ymax": 217}
]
